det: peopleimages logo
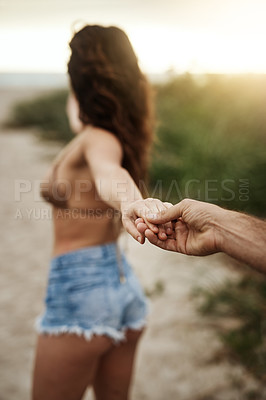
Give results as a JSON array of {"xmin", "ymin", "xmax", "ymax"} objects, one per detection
[
  {"xmin": 141, "ymin": 178, "xmax": 250, "ymax": 202},
  {"xmin": 13, "ymin": 178, "xmax": 250, "ymax": 220},
  {"xmin": 14, "ymin": 178, "xmax": 250, "ymax": 203}
]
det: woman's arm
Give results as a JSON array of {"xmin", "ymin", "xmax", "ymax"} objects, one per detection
[
  {"xmin": 66, "ymin": 92, "xmax": 85, "ymax": 134},
  {"xmin": 82, "ymin": 126, "xmax": 171, "ymax": 242}
]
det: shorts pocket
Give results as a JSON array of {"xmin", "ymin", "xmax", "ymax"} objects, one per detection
[{"xmin": 67, "ymin": 282, "xmax": 111, "ymax": 324}]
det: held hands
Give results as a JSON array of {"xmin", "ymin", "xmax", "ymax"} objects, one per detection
[
  {"xmin": 135, "ymin": 199, "xmax": 223, "ymax": 256},
  {"xmin": 121, "ymin": 198, "xmax": 173, "ymax": 244}
]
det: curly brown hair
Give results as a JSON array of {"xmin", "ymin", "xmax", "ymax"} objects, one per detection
[{"xmin": 67, "ymin": 24, "xmax": 154, "ymax": 185}]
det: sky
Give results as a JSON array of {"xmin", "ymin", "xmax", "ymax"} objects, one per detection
[{"xmin": 1, "ymin": 0, "xmax": 266, "ymax": 74}]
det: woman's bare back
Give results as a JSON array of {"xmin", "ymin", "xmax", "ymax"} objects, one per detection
[{"xmin": 40, "ymin": 131, "xmax": 120, "ymax": 257}]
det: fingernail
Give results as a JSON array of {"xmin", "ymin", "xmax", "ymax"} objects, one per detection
[
  {"xmin": 137, "ymin": 236, "xmax": 142, "ymax": 243},
  {"xmin": 166, "ymin": 228, "xmax": 172, "ymax": 235},
  {"xmin": 147, "ymin": 213, "xmax": 157, "ymax": 219}
]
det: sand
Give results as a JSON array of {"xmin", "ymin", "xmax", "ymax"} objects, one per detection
[{"xmin": 0, "ymin": 88, "xmax": 265, "ymax": 400}]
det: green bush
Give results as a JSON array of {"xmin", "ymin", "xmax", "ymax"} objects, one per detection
[
  {"xmin": 6, "ymin": 89, "xmax": 73, "ymax": 143},
  {"xmin": 195, "ymin": 273, "xmax": 266, "ymax": 381},
  {"xmin": 150, "ymin": 74, "xmax": 266, "ymax": 217},
  {"xmin": 5, "ymin": 74, "xmax": 266, "ymax": 216}
]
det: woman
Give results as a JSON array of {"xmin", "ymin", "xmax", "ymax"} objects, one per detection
[{"xmin": 33, "ymin": 25, "xmax": 170, "ymax": 400}]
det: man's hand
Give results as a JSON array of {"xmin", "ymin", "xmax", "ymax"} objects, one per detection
[{"xmin": 135, "ymin": 199, "xmax": 223, "ymax": 255}]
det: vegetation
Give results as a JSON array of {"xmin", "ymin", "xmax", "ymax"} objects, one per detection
[
  {"xmin": 6, "ymin": 74, "xmax": 266, "ymax": 216},
  {"xmin": 145, "ymin": 280, "xmax": 165, "ymax": 298},
  {"xmin": 195, "ymin": 272, "xmax": 266, "ymax": 382},
  {"xmin": 6, "ymin": 89, "xmax": 73, "ymax": 143},
  {"xmin": 150, "ymin": 74, "xmax": 266, "ymax": 217}
]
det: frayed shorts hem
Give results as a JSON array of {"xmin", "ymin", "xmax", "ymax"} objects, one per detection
[
  {"xmin": 35, "ymin": 316, "xmax": 147, "ymax": 344},
  {"xmin": 121, "ymin": 317, "xmax": 147, "ymax": 332}
]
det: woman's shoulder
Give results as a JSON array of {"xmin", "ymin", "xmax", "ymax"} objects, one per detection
[
  {"xmin": 80, "ymin": 126, "xmax": 123, "ymax": 166},
  {"xmin": 80, "ymin": 126, "xmax": 122, "ymax": 152}
]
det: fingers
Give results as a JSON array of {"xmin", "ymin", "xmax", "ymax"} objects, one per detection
[
  {"xmin": 123, "ymin": 200, "xmax": 158, "ymax": 234},
  {"xmin": 130, "ymin": 201, "xmax": 159, "ymax": 233},
  {"xmin": 146, "ymin": 201, "xmax": 185, "ymax": 224},
  {"xmin": 135, "ymin": 204, "xmax": 173, "ymax": 241},
  {"xmin": 130, "ymin": 199, "xmax": 182, "ymax": 243},
  {"xmin": 135, "ymin": 218, "xmax": 147, "ymax": 235},
  {"xmin": 123, "ymin": 198, "xmax": 175, "ymax": 244},
  {"xmin": 132, "ymin": 201, "xmax": 160, "ymax": 233},
  {"xmin": 140, "ymin": 200, "xmax": 160, "ymax": 233},
  {"xmin": 161, "ymin": 202, "xmax": 174, "ymax": 237},
  {"xmin": 135, "ymin": 217, "xmax": 171, "ymax": 241},
  {"xmin": 153, "ymin": 200, "xmax": 167, "ymax": 240},
  {"xmin": 157, "ymin": 214, "xmax": 168, "ymax": 240},
  {"xmin": 164, "ymin": 202, "xmax": 173, "ymax": 207},
  {"xmin": 145, "ymin": 199, "xmax": 173, "ymax": 239},
  {"xmin": 145, "ymin": 229, "xmax": 177, "ymax": 252},
  {"xmin": 123, "ymin": 217, "xmax": 145, "ymax": 244},
  {"xmin": 145, "ymin": 229, "xmax": 164, "ymax": 246}
]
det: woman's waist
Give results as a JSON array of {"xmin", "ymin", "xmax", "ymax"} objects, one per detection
[
  {"xmin": 51, "ymin": 241, "xmax": 121, "ymax": 266},
  {"xmin": 52, "ymin": 208, "xmax": 121, "ymax": 255}
]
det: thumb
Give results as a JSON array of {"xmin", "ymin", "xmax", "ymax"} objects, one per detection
[{"xmin": 146, "ymin": 203, "xmax": 183, "ymax": 224}]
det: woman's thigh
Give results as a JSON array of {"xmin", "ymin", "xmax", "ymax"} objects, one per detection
[
  {"xmin": 93, "ymin": 329, "xmax": 144, "ymax": 400},
  {"xmin": 32, "ymin": 333, "xmax": 113, "ymax": 400}
]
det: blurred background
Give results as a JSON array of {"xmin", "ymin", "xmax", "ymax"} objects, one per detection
[{"xmin": 0, "ymin": 0, "xmax": 266, "ymax": 399}]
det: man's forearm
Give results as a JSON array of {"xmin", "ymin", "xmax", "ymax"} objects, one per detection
[{"xmin": 216, "ymin": 210, "xmax": 266, "ymax": 273}]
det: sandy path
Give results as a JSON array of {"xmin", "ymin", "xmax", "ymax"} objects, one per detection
[{"xmin": 0, "ymin": 90, "xmax": 265, "ymax": 400}]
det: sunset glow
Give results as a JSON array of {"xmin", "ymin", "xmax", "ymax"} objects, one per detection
[{"xmin": 1, "ymin": 0, "xmax": 266, "ymax": 74}]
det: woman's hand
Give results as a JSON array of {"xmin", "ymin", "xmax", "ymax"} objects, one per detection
[{"xmin": 121, "ymin": 199, "xmax": 173, "ymax": 244}]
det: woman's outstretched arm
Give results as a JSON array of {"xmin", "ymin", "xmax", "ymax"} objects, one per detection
[{"xmin": 82, "ymin": 126, "xmax": 172, "ymax": 243}]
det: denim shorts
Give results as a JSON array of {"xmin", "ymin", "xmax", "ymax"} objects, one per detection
[{"xmin": 36, "ymin": 242, "xmax": 149, "ymax": 343}]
